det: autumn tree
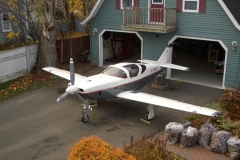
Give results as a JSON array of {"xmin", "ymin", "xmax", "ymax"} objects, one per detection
[
  {"xmin": 37, "ymin": 0, "xmax": 61, "ymax": 68},
  {"xmin": 0, "ymin": 0, "xmax": 97, "ymax": 68},
  {"xmin": 0, "ymin": 0, "xmax": 40, "ymax": 45}
]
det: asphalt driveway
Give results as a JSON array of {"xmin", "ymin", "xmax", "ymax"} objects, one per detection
[{"xmin": 0, "ymin": 67, "xmax": 223, "ymax": 160}]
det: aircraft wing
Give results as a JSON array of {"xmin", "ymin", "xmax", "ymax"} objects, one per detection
[
  {"xmin": 116, "ymin": 91, "xmax": 221, "ymax": 117},
  {"xmin": 42, "ymin": 67, "xmax": 86, "ymax": 81}
]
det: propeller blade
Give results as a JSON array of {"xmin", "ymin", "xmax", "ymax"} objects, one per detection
[
  {"xmin": 57, "ymin": 92, "xmax": 68, "ymax": 102},
  {"xmin": 70, "ymin": 58, "xmax": 75, "ymax": 85}
]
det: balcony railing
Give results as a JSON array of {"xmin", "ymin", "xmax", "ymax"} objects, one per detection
[{"xmin": 122, "ymin": 7, "xmax": 178, "ymax": 33}]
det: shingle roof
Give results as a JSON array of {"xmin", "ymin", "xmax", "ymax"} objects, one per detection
[{"xmin": 222, "ymin": 0, "xmax": 240, "ymax": 25}]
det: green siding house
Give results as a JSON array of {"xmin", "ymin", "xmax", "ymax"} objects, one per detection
[{"xmin": 82, "ymin": 0, "xmax": 240, "ymax": 89}]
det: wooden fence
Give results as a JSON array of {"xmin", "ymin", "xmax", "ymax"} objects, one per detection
[
  {"xmin": 56, "ymin": 35, "xmax": 90, "ymax": 63},
  {"xmin": 0, "ymin": 44, "xmax": 38, "ymax": 83}
]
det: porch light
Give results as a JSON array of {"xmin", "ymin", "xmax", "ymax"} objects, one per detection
[
  {"xmin": 232, "ymin": 41, "xmax": 237, "ymax": 50},
  {"xmin": 93, "ymin": 29, "xmax": 97, "ymax": 36}
]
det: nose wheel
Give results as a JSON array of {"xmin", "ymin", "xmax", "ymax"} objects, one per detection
[{"xmin": 81, "ymin": 114, "xmax": 89, "ymax": 123}]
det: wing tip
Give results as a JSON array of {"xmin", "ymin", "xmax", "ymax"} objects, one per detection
[{"xmin": 211, "ymin": 111, "xmax": 222, "ymax": 117}]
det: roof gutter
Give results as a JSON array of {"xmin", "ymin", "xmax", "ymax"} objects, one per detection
[{"xmin": 81, "ymin": 0, "xmax": 105, "ymax": 25}]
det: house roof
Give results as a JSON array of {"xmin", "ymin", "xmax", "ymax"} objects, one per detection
[
  {"xmin": 82, "ymin": 0, "xmax": 240, "ymax": 31},
  {"xmin": 81, "ymin": 0, "xmax": 105, "ymax": 25},
  {"xmin": 218, "ymin": 0, "xmax": 240, "ymax": 31}
]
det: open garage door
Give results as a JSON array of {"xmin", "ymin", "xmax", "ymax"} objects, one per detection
[
  {"xmin": 99, "ymin": 31, "xmax": 142, "ymax": 67},
  {"xmin": 169, "ymin": 37, "xmax": 227, "ymax": 89}
]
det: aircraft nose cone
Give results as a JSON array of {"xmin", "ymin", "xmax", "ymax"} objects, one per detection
[{"xmin": 66, "ymin": 85, "xmax": 78, "ymax": 94}]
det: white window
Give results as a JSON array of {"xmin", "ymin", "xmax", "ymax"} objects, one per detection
[
  {"xmin": 152, "ymin": 0, "xmax": 163, "ymax": 4},
  {"xmin": 1, "ymin": 13, "xmax": 12, "ymax": 32},
  {"xmin": 183, "ymin": 0, "xmax": 199, "ymax": 12},
  {"xmin": 121, "ymin": 0, "xmax": 133, "ymax": 9}
]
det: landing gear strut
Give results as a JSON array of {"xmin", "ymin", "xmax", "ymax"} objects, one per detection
[
  {"xmin": 145, "ymin": 104, "xmax": 154, "ymax": 120},
  {"xmin": 74, "ymin": 92, "xmax": 95, "ymax": 123}
]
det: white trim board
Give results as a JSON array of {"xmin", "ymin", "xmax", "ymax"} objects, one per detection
[
  {"xmin": 81, "ymin": 0, "xmax": 105, "ymax": 25},
  {"xmin": 168, "ymin": 35, "xmax": 228, "ymax": 89},
  {"xmin": 98, "ymin": 29, "xmax": 143, "ymax": 66}
]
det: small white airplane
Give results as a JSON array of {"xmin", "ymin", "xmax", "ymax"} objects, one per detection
[{"xmin": 43, "ymin": 44, "xmax": 221, "ymax": 123}]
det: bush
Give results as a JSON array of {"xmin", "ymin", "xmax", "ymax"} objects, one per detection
[
  {"xmin": 68, "ymin": 135, "xmax": 135, "ymax": 160},
  {"xmin": 220, "ymin": 89, "xmax": 240, "ymax": 120},
  {"xmin": 123, "ymin": 135, "xmax": 185, "ymax": 160}
]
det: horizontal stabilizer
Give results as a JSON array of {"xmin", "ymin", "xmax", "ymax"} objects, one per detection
[
  {"xmin": 42, "ymin": 67, "xmax": 86, "ymax": 81},
  {"xmin": 117, "ymin": 91, "xmax": 221, "ymax": 117},
  {"xmin": 160, "ymin": 63, "xmax": 190, "ymax": 71},
  {"xmin": 137, "ymin": 59, "xmax": 158, "ymax": 64}
]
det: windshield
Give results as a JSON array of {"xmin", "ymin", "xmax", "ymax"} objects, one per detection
[{"xmin": 102, "ymin": 67, "xmax": 127, "ymax": 78}]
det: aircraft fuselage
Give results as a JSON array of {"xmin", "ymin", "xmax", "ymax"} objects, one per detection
[{"xmin": 76, "ymin": 62, "xmax": 165, "ymax": 100}]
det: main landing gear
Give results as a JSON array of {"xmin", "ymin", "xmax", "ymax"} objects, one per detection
[{"xmin": 144, "ymin": 104, "xmax": 155, "ymax": 121}]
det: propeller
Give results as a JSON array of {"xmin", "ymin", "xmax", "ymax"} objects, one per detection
[{"xmin": 57, "ymin": 58, "xmax": 77, "ymax": 102}]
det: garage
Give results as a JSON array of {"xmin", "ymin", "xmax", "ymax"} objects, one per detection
[
  {"xmin": 99, "ymin": 31, "xmax": 142, "ymax": 67},
  {"xmin": 169, "ymin": 37, "xmax": 227, "ymax": 89}
]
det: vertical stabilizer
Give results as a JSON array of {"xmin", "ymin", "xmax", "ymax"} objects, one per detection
[
  {"xmin": 158, "ymin": 44, "xmax": 190, "ymax": 71},
  {"xmin": 157, "ymin": 44, "xmax": 173, "ymax": 64}
]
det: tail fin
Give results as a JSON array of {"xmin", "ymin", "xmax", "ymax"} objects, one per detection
[
  {"xmin": 137, "ymin": 44, "xmax": 190, "ymax": 71},
  {"xmin": 158, "ymin": 44, "xmax": 190, "ymax": 71}
]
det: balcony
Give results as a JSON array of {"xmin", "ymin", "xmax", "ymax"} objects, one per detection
[{"xmin": 121, "ymin": 7, "xmax": 178, "ymax": 33}]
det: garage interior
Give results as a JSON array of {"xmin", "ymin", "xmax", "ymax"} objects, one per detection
[
  {"xmin": 102, "ymin": 32, "xmax": 141, "ymax": 66},
  {"xmin": 101, "ymin": 34, "xmax": 225, "ymax": 88},
  {"xmin": 171, "ymin": 38, "xmax": 225, "ymax": 88}
]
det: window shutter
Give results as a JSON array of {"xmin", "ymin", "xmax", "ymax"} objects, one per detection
[
  {"xmin": 116, "ymin": 0, "xmax": 121, "ymax": 9},
  {"xmin": 134, "ymin": 0, "xmax": 139, "ymax": 7},
  {"xmin": 177, "ymin": 0, "xmax": 183, "ymax": 12},
  {"xmin": 199, "ymin": 0, "xmax": 206, "ymax": 13}
]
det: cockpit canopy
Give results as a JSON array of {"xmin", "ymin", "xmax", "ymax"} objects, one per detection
[
  {"xmin": 102, "ymin": 67, "xmax": 127, "ymax": 78},
  {"xmin": 122, "ymin": 64, "xmax": 139, "ymax": 77},
  {"xmin": 102, "ymin": 64, "xmax": 142, "ymax": 78}
]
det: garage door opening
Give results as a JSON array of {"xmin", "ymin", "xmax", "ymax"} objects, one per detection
[
  {"xmin": 169, "ymin": 37, "xmax": 226, "ymax": 88},
  {"xmin": 100, "ymin": 31, "xmax": 142, "ymax": 67}
]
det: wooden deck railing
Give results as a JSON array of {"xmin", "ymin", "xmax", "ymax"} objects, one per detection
[{"xmin": 123, "ymin": 7, "xmax": 177, "ymax": 30}]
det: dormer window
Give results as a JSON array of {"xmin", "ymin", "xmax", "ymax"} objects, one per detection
[{"xmin": 183, "ymin": 0, "xmax": 199, "ymax": 12}]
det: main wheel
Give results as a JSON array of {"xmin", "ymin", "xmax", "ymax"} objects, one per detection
[
  {"xmin": 144, "ymin": 112, "xmax": 149, "ymax": 121},
  {"xmin": 79, "ymin": 52, "xmax": 87, "ymax": 63},
  {"xmin": 81, "ymin": 115, "xmax": 89, "ymax": 123}
]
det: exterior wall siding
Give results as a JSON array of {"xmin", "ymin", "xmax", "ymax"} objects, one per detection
[
  {"xmin": 166, "ymin": 0, "xmax": 240, "ymax": 88},
  {"xmin": 88, "ymin": 0, "xmax": 240, "ymax": 88}
]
